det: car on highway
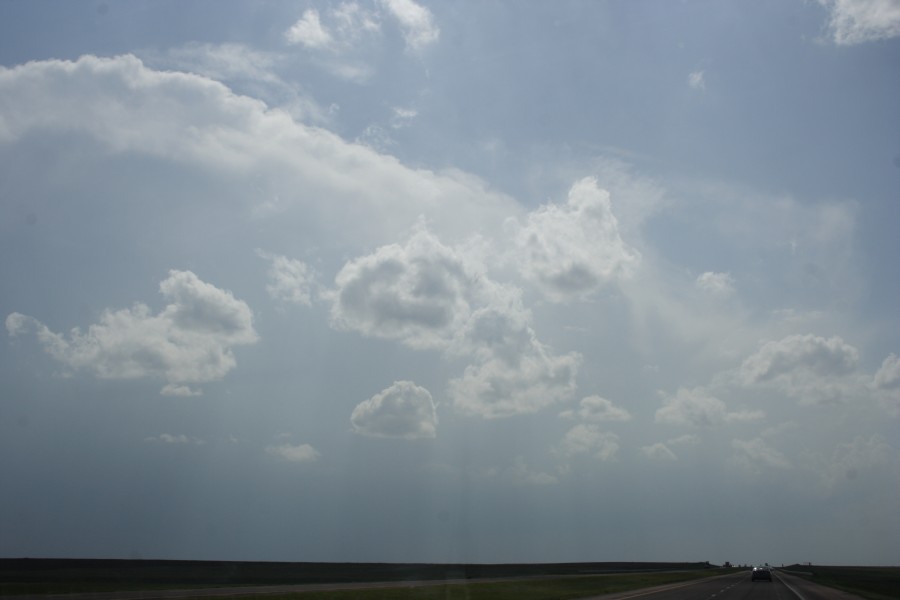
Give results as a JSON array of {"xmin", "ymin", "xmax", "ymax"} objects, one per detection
[{"xmin": 751, "ymin": 567, "xmax": 772, "ymax": 581}]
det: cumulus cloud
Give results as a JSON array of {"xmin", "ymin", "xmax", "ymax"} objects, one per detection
[
  {"xmin": 351, "ymin": 380, "xmax": 437, "ymax": 439},
  {"xmin": 5, "ymin": 270, "xmax": 257, "ymax": 395},
  {"xmin": 696, "ymin": 271, "xmax": 735, "ymax": 296},
  {"xmin": 655, "ymin": 387, "xmax": 763, "ymax": 428},
  {"xmin": 512, "ymin": 177, "xmax": 640, "ymax": 302},
  {"xmin": 740, "ymin": 334, "xmax": 862, "ymax": 404},
  {"xmin": 330, "ymin": 226, "xmax": 483, "ymax": 350},
  {"xmin": 741, "ymin": 334, "xmax": 859, "ymax": 383},
  {"xmin": 554, "ymin": 425, "xmax": 620, "ymax": 461},
  {"xmin": 819, "ymin": 0, "xmax": 900, "ymax": 45},
  {"xmin": 731, "ymin": 437, "xmax": 791, "ymax": 471},
  {"xmin": 266, "ymin": 443, "xmax": 320, "ymax": 463},
  {"xmin": 559, "ymin": 395, "xmax": 631, "ymax": 422},
  {"xmin": 258, "ymin": 250, "xmax": 318, "ymax": 306},
  {"xmin": 380, "ymin": 0, "xmax": 440, "ymax": 52}
]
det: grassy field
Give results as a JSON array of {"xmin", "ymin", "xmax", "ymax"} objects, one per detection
[
  {"xmin": 0, "ymin": 559, "xmax": 720, "ymax": 596},
  {"xmin": 784, "ymin": 565, "xmax": 900, "ymax": 600},
  {"xmin": 226, "ymin": 571, "xmax": 729, "ymax": 600}
]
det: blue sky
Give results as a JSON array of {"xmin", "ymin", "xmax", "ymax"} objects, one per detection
[{"xmin": 2, "ymin": 0, "xmax": 899, "ymax": 565}]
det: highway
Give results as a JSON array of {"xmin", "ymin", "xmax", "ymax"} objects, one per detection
[
  {"xmin": 588, "ymin": 570, "xmax": 865, "ymax": 600},
  {"xmin": 3, "ymin": 569, "xmax": 866, "ymax": 600}
]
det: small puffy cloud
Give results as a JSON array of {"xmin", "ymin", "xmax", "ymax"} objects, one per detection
[
  {"xmin": 266, "ymin": 443, "xmax": 320, "ymax": 463},
  {"xmin": 330, "ymin": 226, "xmax": 482, "ymax": 350},
  {"xmin": 351, "ymin": 380, "xmax": 437, "ymax": 439},
  {"xmin": 145, "ymin": 433, "xmax": 204, "ymax": 445},
  {"xmin": 380, "ymin": 0, "xmax": 440, "ymax": 52},
  {"xmin": 688, "ymin": 70, "xmax": 706, "ymax": 90},
  {"xmin": 732, "ymin": 438, "xmax": 791, "ymax": 471},
  {"xmin": 512, "ymin": 177, "xmax": 640, "ymax": 302},
  {"xmin": 640, "ymin": 443, "xmax": 678, "ymax": 461},
  {"xmin": 554, "ymin": 424, "xmax": 620, "ymax": 461},
  {"xmin": 741, "ymin": 334, "xmax": 859, "ymax": 383},
  {"xmin": 655, "ymin": 387, "xmax": 763, "ymax": 428},
  {"xmin": 559, "ymin": 395, "xmax": 632, "ymax": 422},
  {"xmin": 819, "ymin": 0, "xmax": 900, "ymax": 45},
  {"xmin": 5, "ymin": 270, "xmax": 257, "ymax": 395},
  {"xmin": 696, "ymin": 271, "xmax": 735, "ymax": 296},
  {"xmin": 258, "ymin": 250, "xmax": 317, "ymax": 306}
]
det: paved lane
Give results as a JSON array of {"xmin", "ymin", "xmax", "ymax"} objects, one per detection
[{"xmin": 583, "ymin": 570, "xmax": 865, "ymax": 600}]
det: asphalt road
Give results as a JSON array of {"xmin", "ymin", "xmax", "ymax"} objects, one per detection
[
  {"xmin": 4, "ymin": 570, "xmax": 866, "ymax": 600},
  {"xmin": 587, "ymin": 570, "xmax": 865, "ymax": 600}
]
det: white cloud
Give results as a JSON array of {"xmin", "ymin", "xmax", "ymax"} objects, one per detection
[
  {"xmin": 640, "ymin": 443, "xmax": 677, "ymax": 461},
  {"xmin": 554, "ymin": 425, "xmax": 620, "ymax": 461},
  {"xmin": 285, "ymin": 9, "xmax": 336, "ymax": 50},
  {"xmin": 0, "ymin": 55, "xmax": 521, "ymax": 247},
  {"xmin": 819, "ymin": 0, "xmax": 900, "ymax": 45},
  {"xmin": 284, "ymin": 4, "xmax": 383, "ymax": 82},
  {"xmin": 559, "ymin": 395, "xmax": 631, "ymax": 422},
  {"xmin": 329, "ymin": 226, "xmax": 484, "ymax": 350},
  {"xmin": 5, "ymin": 270, "xmax": 257, "ymax": 395},
  {"xmin": 739, "ymin": 334, "xmax": 863, "ymax": 405},
  {"xmin": 351, "ymin": 380, "xmax": 437, "ymax": 439},
  {"xmin": 148, "ymin": 42, "xmax": 281, "ymax": 85},
  {"xmin": 258, "ymin": 250, "xmax": 318, "ymax": 306},
  {"xmin": 655, "ymin": 387, "xmax": 764, "ymax": 428},
  {"xmin": 266, "ymin": 443, "xmax": 320, "ymax": 463},
  {"xmin": 330, "ymin": 225, "xmax": 581, "ymax": 419},
  {"xmin": 741, "ymin": 334, "xmax": 859, "ymax": 383},
  {"xmin": 688, "ymin": 70, "xmax": 705, "ymax": 90},
  {"xmin": 380, "ymin": 0, "xmax": 440, "ymax": 52},
  {"xmin": 731, "ymin": 438, "xmax": 791, "ymax": 471},
  {"xmin": 695, "ymin": 271, "xmax": 735, "ymax": 296},
  {"xmin": 511, "ymin": 177, "xmax": 640, "ymax": 302}
]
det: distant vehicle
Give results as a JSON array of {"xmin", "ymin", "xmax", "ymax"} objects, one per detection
[{"xmin": 751, "ymin": 566, "xmax": 772, "ymax": 581}]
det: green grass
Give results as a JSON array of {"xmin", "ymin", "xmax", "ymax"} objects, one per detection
[
  {"xmin": 224, "ymin": 570, "xmax": 729, "ymax": 600},
  {"xmin": 785, "ymin": 565, "xmax": 900, "ymax": 600}
]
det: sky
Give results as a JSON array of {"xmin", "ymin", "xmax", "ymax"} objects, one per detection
[{"xmin": 1, "ymin": 0, "xmax": 899, "ymax": 567}]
